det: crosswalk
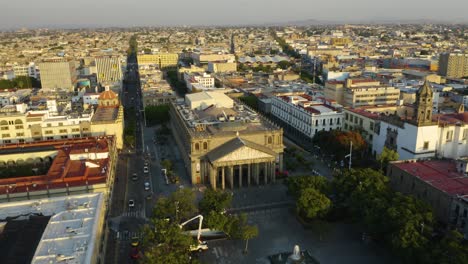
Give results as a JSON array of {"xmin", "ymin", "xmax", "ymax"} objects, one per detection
[
  {"xmin": 117, "ymin": 231, "xmax": 143, "ymax": 241},
  {"xmin": 121, "ymin": 209, "xmax": 145, "ymax": 218}
]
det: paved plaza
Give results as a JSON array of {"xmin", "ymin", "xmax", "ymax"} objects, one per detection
[{"xmin": 199, "ymin": 207, "xmax": 397, "ymax": 264}]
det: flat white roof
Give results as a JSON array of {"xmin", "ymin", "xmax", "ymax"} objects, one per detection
[
  {"xmin": 310, "ymin": 105, "xmax": 334, "ymax": 113},
  {"xmin": 0, "ymin": 193, "xmax": 104, "ymax": 264}
]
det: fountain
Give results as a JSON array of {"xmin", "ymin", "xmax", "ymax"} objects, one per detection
[
  {"xmin": 268, "ymin": 244, "xmax": 319, "ymax": 264},
  {"xmin": 289, "ymin": 245, "xmax": 301, "ymax": 261}
]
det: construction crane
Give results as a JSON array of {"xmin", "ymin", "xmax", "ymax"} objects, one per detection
[{"xmin": 179, "ymin": 214, "xmax": 208, "ymax": 252}]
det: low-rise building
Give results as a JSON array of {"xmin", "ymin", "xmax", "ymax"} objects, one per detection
[
  {"xmin": 137, "ymin": 53, "xmax": 179, "ymax": 69},
  {"xmin": 271, "ymin": 94, "xmax": 344, "ymax": 140},
  {"xmin": 388, "ymin": 158, "xmax": 468, "ymax": 238},
  {"xmin": 183, "ymin": 72, "xmax": 215, "ymax": 91}
]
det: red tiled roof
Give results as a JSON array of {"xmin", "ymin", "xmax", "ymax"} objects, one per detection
[
  {"xmin": 393, "ymin": 160, "xmax": 468, "ymax": 196},
  {"xmin": 0, "ymin": 137, "xmax": 114, "ymax": 195},
  {"xmin": 433, "ymin": 112, "xmax": 468, "ymax": 125}
]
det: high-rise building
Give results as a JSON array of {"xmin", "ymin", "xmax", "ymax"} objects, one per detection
[
  {"xmin": 95, "ymin": 56, "xmax": 123, "ymax": 83},
  {"xmin": 438, "ymin": 53, "xmax": 468, "ymax": 78},
  {"xmin": 38, "ymin": 59, "xmax": 77, "ymax": 91}
]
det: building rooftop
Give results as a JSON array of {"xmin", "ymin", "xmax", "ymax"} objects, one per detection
[
  {"xmin": 0, "ymin": 137, "xmax": 113, "ymax": 196},
  {"xmin": 91, "ymin": 107, "xmax": 119, "ymax": 122},
  {"xmin": 392, "ymin": 160, "xmax": 468, "ymax": 196},
  {"xmin": 174, "ymin": 96, "xmax": 278, "ymax": 138},
  {"xmin": 0, "ymin": 193, "xmax": 104, "ymax": 264}
]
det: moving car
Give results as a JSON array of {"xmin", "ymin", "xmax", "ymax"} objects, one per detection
[
  {"xmin": 144, "ymin": 182, "xmax": 150, "ymax": 191},
  {"xmin": 132, "ymin": 173, "xmax": 138, "ymax": 181},
  {"xmin": 128, "ymin": 199, "xmax": 135, "ymax": 208},
  {"xmin": 143, "ymin": 166, "xmax": 149, "ymax": 174}
]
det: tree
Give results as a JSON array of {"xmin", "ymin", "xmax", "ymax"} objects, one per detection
[
  {"xmin": 313, "ymin": 130, "xmax": 367, "ymax": 161},
  {"xmin": 385, "ymin": 193, "xmax": 433, "ymax": 261},
  {"xmin": 198, "ymin": 189, "xmax": 232, "ymax": 215},
  {"xmin": 377, "ymin": 147, "xmax": 399, "ymax": 171},
  {"xmin": 145, "ymin": 105, "xmax": 170, "ymax": 125},
  {"xmin": 296, "ymin": 188, "xmax": 331, "ymax": 219},
  {"xmin": 153, "ymin": 189, "xmax": 197, "ymax": 222},
  {"xmin": 286, "ymin": 175, "xmax": 330, "ymax": 197},
  {"xmin": 277, "ymin": 60, "xmax": 292, "ymax": 70},
  {"xmin": 242, "ymin": 225, "xmax": 258, "ymax": 254},
  {"xmin": 161, "ymin": 159, "xmax": 173, "ymax": 171},
  {"xmin": 140, "ymin": 218, "xmax": 196, "ymax": 263},
  {"xmin": 431, "ymin": 230, "xmax": 468, "ymax": 264}
]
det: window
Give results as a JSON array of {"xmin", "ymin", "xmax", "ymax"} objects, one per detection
[
  {"xmin": 73, "ymin": 135, "xmax": 81, "ymax": 138},
  {"xmin": 337, "ymin": 118, "xmax": 340, "ymax": 125},
  {"xmin": 463, "ymin": 129, "xmax": 468, "ymax": 140},
  {"xmin": 33, "ymin": 132, "xmax": 40, "ymax": 135},
  {"xmin": 8, "ymin": 121, "xmax": 13, "ymax": 125},
  {"xmin": 345, "ymin": 113, "xmax": 348, "ymax": 120},
  {"xmin": 370, "ymin": 122, "xmax": 374, "ymax": 130},
  {"xmin": 0, "ymin": 127, "xmax": 8, "ymax": 131},
  {"xmin": 203, "ymin": 142, "xmax": 208, "ymax": 150},
  {"xmin": 195, "ymin": 143, "xmax": 200, "ymax": 151},
  {"xmin": 423, "ymin": 141, "xmax": 429, "ymax": 150},
  {"xmin": 60, "ymin": 135, "xmax": 68, "ymax": 139},
  {"xmin": 268, "ymin": 136, "xmax": 273, "ymax": 144},
  {"xmin": 330, "ymin": 119, "xmax": 333, "ymax": 125},
  {"xmin": 82, "ymin": 128, "xmax": 89, "ymax": 131},
  {"xmin": 72, "ymin": 128, "xmax": 80, "ymax": 132},
  {"xmin": 58, "ymin": 122, "xmax": 63, "ymax": 126},
  {"xmin": 45, "ymin": 130, "xmax": 53, "ymax": 135},
  {"xmin": 15, "ymin": 125, "xmax": 23, "ymax": 129},
  {"xmin": 59, "ymin": 129, "xmax": 67, "ymax": 133},
  {"xmin": 315, "ymin": 120, "xmax": 318, "ymax": 126},
  {"xmin": 2, "ymin": 133, "xmax": 10, "ymax": 138},
  {"xmin": 446, "ymin": 131, "xmax": 453, "ymax": 142},
  {"xmin": 322, "ymin": 119, "xmax": 326, "ymax": 125},
  {"xmin": 3, "ymin": 140, "xmax": 11, "ymax": 144},
  {"xmin": 344, "ymin": 123, "xmax": 348, "ymax": 129},
  {"xmin": 16, "ymin": 133, "xmax": 24, "ymax": 137},
  {"xmin": 359, "ymin": 118, "xmax": 363, "ymax": 126},
  {"xmin": 47, "ymin": 123, "xmax": 51, "ymax": 127},
  {"xmin": 46, "ymin": 136, "xmax": 54, "ymax": 140},
  {"xmin": 18, "ymin": 139, "xmax": 25, "ymax": 143}
]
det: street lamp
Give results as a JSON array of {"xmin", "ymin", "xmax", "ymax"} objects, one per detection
[{"xmin": 344, "ymin": 141, "xmax": 353, "ymax": 170}]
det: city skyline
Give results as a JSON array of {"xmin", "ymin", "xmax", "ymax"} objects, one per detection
[{"xmin": 2, "ymin": 0, "xmax": 468, "ymax": 29}]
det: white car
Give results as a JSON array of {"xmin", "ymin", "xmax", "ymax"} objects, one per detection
[
  {"xmin": 128, "ymin": 200, "xmax": 135, "ymax": 208},
  {"xmin": 143, "ymin": 166, "xmax": 149, "ymax": 174},
  {"xmin": 144, "ymin": 182, "xmax": 150, "ymax": 191}
]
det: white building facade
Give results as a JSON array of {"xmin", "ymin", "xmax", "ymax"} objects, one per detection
[{"xmin": 271, "ymin": 94, "xmax": 344, "ymax": 139}]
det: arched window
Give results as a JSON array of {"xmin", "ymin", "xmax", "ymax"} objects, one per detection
[
  {"xmin": 14, "ymin": 119, "xmax": 23, "ymax": 124},
  {"xmin": 195, "ymin": 143, "xmax": 200, "ymax": 151},
  {"xmin": 203, "ymin": 142, "xmax": 208, "ymax": 150},
  {"xmin": 268, "ymin": 136, "xmax": 272, "ymax": 144},
  {"xmin": 0, "ymin": 120, "xmax": 7, "ymax": 126}
]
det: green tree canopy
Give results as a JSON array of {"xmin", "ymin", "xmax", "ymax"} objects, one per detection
[
  {"xmin": 198, "ymin": 189, "xmax": 232, "ymax": 215},
  {"xmin": 377, "ymin": 147, "xmax": 399, "ymax": 171},
  {"xmin": 286, "ymin": 175, "xmax": 330, "ymax": 197},
  {"xmin": 296, "ymin": 187, "xmax": 331, "ymax": 219},
  {"xmin": 153, "ymin": 188, "xmax": 197, "ymax": 222},
  {"xmin": 140, "ymin": 218, "xmax": 196, "ymax": 264},
  {"xmin": 313, "ymin": 130, "xmax": 367, "ymax": 161},
  {"xmin": 145, "ymin": 105, "xmax": 170, "ymax": 125}
]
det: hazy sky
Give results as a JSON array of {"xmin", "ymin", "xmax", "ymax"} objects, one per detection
[{"xmin": 2, "ymin": 0, "xmax": 467, "ymax": 29}]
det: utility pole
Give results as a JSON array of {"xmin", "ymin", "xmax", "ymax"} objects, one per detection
[{"xmin": 345, "ymin": 141, "xmax": 353, "ymax": 170}]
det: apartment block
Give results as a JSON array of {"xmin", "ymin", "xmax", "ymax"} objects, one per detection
[
  {"xmin": 38, "ymin": 59, "xmax": 77, "ymax": 91},
  {"xmin": 438, "ymin": 53, "xmax": 468, "ymax": 78}
]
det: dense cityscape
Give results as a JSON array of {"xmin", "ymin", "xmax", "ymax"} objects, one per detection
[{"xmin": 0, "ymin": 22, "xmax": 467, "ymax": 264}]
